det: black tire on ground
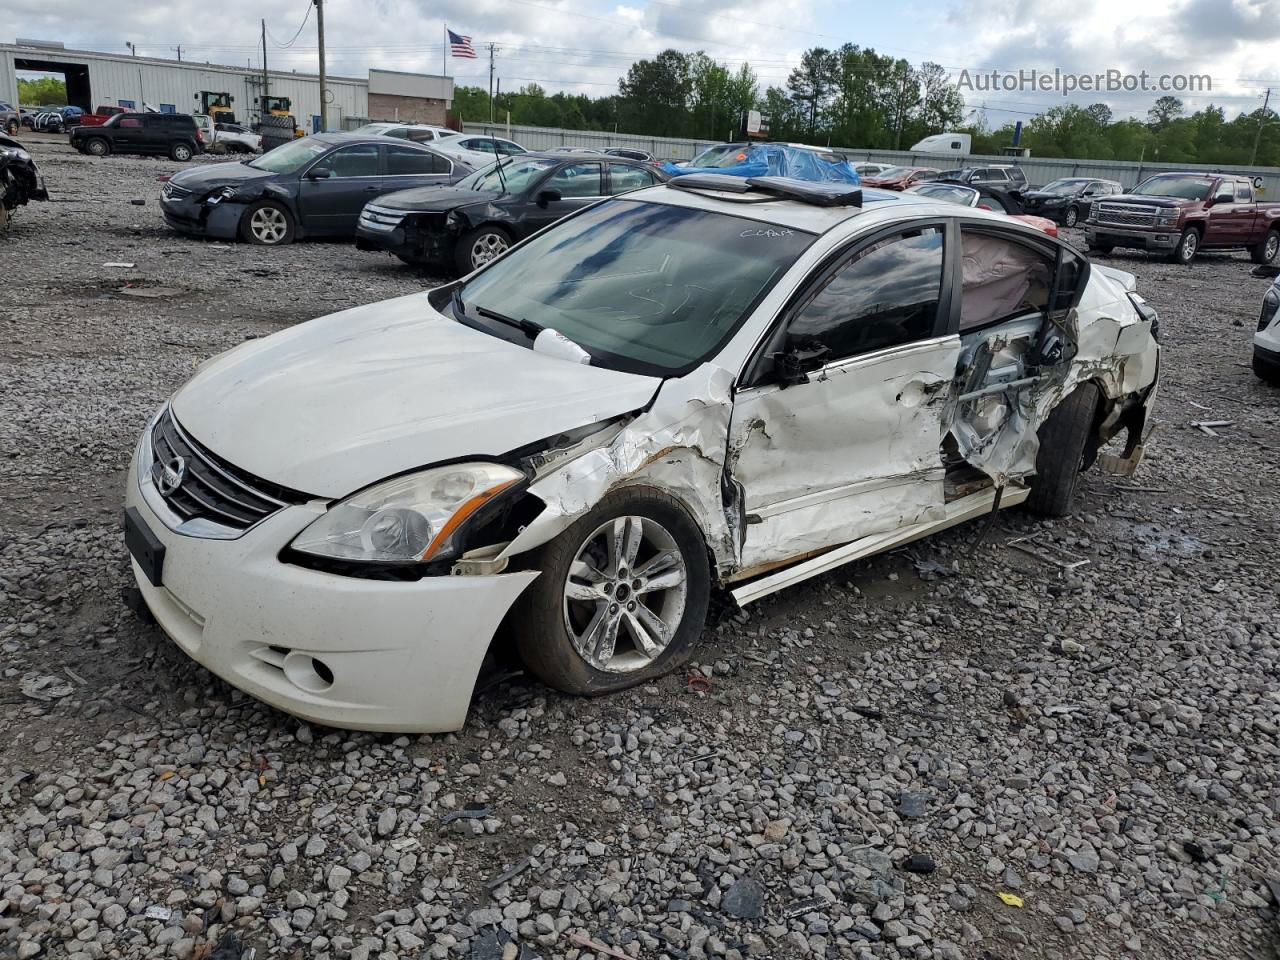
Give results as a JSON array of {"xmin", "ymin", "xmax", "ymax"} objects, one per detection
[
  {"xmin": 512, "ymin": 488, "xmax": 712, "ymax": 696},
  {"xmin": 1087, "ymin": 241, "xmax": 1113, "ymax": 255},
  {"xmin": 1063, "ymin": 205, "xmax": 1079, "ymax": 228},
  {"xmin": 1254, "ymin": 354, "xmax": 1280, "ymax": 386},
  {"xmin": 170, "ymin": 141, "xmax": 194, "ymax": 162},
  {"xmin": 1169, "ymin": 227, "xmax": 1200, "ymax": 264},
  {"xmin": 1025, "ymin": 382, "xmax": 1102, "ymax": 518},
  {"xmin": 455, "ymin": 225, "xmax": 511, "ymax": 274},
  {"xmin": 84, "ymin": 137, "xmax": 110, "ymax": 157},
  {"xmin": 238, "ymin": 200, "xmax": 295, "ymax": 245},
  {"xmin": 1250, "ymin": 228, "xmax": 1280, "ymax": 265}
]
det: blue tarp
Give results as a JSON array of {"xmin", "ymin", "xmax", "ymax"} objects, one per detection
[{"xmin": 661, "ymin": 144, "xmax": 860, "ymax": 184}]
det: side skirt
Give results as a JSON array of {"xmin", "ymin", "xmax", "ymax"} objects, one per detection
[{"xmin": 730, "ymin": 484, "xmax": 1030, "ymax": 607}]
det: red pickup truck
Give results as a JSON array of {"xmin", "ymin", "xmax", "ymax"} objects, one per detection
[
  {"xmin": 1084, "ymin": 172, "xmax": 1280, "ymax": 265},
  {"xmin": 79, "ymin": 105, "xmax": 127, "ymax": 128}
]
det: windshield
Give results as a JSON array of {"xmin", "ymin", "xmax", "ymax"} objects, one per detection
[
  {"xmin": 870, "ymin": 166, "xmax": 917, "ymax": 180},
  {"xmin": 248, "ymin": 139, "xmax": 331, "ymax": 173},
  {"xmin": 908, "ymin": 183, "xmax": 978, "ymax": 206},
  {"xmin": 1131, "ymin": 175, "xmax": 1213, "ymax": 200},
  {"xmin": 458, "ymin": 157, "xmax": 558, "ymax": 193},
  {"xmin": 1040, "ymin": 178, "xmax": 1089, "ymax": 195},
  {"xmin": 687, "ymin": 143, "xmax": 743, "ymax": 167},
  {"xmin": 457, "ymin": 199, "xmax": 814, "ymax": 375}
]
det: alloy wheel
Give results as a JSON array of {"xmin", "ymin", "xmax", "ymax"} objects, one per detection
[
  {"xmin": 1267, "ymin": 235, "xmax": 1279, "ymax": 262},
  {"xmin": 470, "ymin": 232, "xmax": 508, "ymax": 268},
  {"xmin": 1182, "ymin": 232, "xmax": 1197, "ymax": 259},
  {"xmin": 250, "ymin": 207, "xmax": 288, "ymax": 244},
  {"xmin": 563, "ymin": 516, "xmax": 688, "ymax": 673},
  {"xmin": 1064, "ymin": 207, "xmax": 1078, "ymax": 228}
]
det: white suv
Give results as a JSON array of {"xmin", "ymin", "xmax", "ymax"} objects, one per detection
[
  {"xmin": 124, "ymin": 175, "xmax": 1160, "ymax": 732},
  {"xmin": 352, "ymin": 121, "xmax": 458, "ymax": 143}
]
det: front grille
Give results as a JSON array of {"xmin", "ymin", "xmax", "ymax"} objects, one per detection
[
  {"xmin": 150, "ymin": 409, "xmax": 308, "ymax": 530},
  {"xmin": 162, "ymin": 182, "xmax": 193, "ymax": 201},
  {"xmin": 1095, "ymin": 203, "xmax": 1156, "ymax": 227},
  {"xmin": 359, "ymin": 205, "xmax": 407, "ymax": 228}
]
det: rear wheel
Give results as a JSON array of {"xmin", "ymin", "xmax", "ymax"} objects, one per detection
[
  {"xmin": 1025, "ymin": 383, "xmax": 1101, "ymax": 518},
  {"xmin": 170, "ymin": 141, "xmax": 194, "ymax": 162},
  {"xmin": 512, "ymin": 489, "xmax": 711, "ymax": 695},
  {"xmin": 239, "ymin": 200, "xmax": 295, "ymax": 245},
  {"xmin": 84, "ymin": 137, "xmax": 109, "ymax": 157},
  {"xmin": 1063, "ymin": 205, "xmax": 1079, "ymax": 228},
  {"xmin": 1250, "ymin": 229, "xmax": 1279, "ymax": 265},
  {"xmin": 455, "ymin": 225, "xmax": 510, "ymax": 274},
  {"xmin": 4, "ymin": 119, "xmax": 16, "ymax": 136},
  {"xmin": 1169, "ymin": 227, "xmax": 1199, "ymax": 264},
  {"xmin": 1087, "ymin": 241, "xmax": 1113, "ymax": 255}
]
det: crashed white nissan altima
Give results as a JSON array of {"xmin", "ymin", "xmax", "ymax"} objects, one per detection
[{"xmin": 124, "ymin": 174, "xmax": 1159, "ymax": 732}]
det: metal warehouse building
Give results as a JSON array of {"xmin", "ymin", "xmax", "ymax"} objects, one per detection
[{"xmin": 0, "ymin": 41, "xmax": 454, "ymax": 132}]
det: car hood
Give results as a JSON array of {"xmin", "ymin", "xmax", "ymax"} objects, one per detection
[
  {"xmin": 170, "ymin": 162, "xmax": 279, "ymax": 192},
  {"xmin": 170, "ymin": 292, "xmax": 661, "ymax": 497},
  {"xmin": 1022, "ymin": 191, "xmax": 1073, "ymax": 202},
  {"xmin": 1100, "ymin": 194, "xmax": 1194, "ymax": 209},
  {"xmin": 375, "ymin": 185, "xmax": 500, "ymax": 212}
]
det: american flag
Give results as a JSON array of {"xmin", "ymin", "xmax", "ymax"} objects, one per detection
[{"xmin": 448, "ymin": 29, "xmax": 477, "ymax": 59}]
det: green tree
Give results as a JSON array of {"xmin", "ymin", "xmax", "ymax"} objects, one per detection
[
  {"xmin": 1147, "ymin": 95, "xmax": 1184, "ymax": 130},
  {"xmin": 17, "ymin": 76, "xmax": 66, "ymax": 105},
  {"xmin": 786, "ymin": 48, "xmax": 839, "ymax": 137}
]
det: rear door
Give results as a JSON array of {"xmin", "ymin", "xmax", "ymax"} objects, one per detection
[
  {"xmin": 727, "ymin": 220, "xmax": 959, "ymax": 572},
  {"xmin": 605, "ymin": 162, "xmax": 657, "ymax": 196},
  {"xmin": 382, "ymin": 143, "xmax": 454, "ymax": 194},
  {"xmin": 296, "ymin": 143, "xmax": 383, "ymax": 234}
]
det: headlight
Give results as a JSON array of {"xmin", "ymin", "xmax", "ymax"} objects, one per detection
[
  {"xmin": 291, "ymin": 463, "xmax": 523, "ymax": 565},
  {"xmin": 206, "ymin": 185, "xmax": 239, "ymax": 205},
  {"xmin": 1155, "ymin": 210, "xmax": 1178, "ymax": 226},
  {"xmin": 1089, "ymin": 202, "xmax": 1099, "ymax": 220},
  {"xmin": 1260, "ymin": 288, "xmax": 1280, "ymax": 332}
]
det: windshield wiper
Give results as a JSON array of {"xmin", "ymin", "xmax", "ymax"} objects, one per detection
[{"xmin": 475, "ymin": 305, "xmax": 544, "ymax": 339}]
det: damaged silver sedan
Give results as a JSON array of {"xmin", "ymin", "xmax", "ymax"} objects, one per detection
[{"xmin": 123, "ymin": 175, "xmax": 1159, "ymax": 731}]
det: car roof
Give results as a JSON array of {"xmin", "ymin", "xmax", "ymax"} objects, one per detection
[{"xmin": 307, "ymin": 132, "xmax": 435, "ymax": 148}]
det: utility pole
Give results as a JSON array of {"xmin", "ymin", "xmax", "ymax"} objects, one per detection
[
  {"xmin": 314, "ymin": 0, "xmax": 328, "ymax": 132},
  {"xmin": 488, "ymin": 43, "xmax": 497, "ymax": 123},
  {"xmin": 261, "ymin": 19, "xmax": 269, "ymax": 119},
  {"xmin": 1251, "ymin": 87, "xmax": 1272, "ymax": 167},
  {"xmin": 172, "ymin": 45, "xmax": 183, "ymax": 61}
]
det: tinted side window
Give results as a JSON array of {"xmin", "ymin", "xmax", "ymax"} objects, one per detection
[
  {"xmin": 986, "ymin": 168, "xmax": 1009, "ymax": 182},
  {"xmin": 321, "ymin": 145, "xmax": 380, "ymax": 178},
  {"xmin": 120, "ymin": 117, "xmax": 143, "ymax": 128},
  {"xmin": 1236, "ymin": 181, "xmax": 1253, "ymax": 202},
  {"xmin": 385, "ymin": 128, "xmax": 410, "ymax": 139},
  {"xmin": 788, "ymin": 227, "xmax": 945, "ymax": 361},
  {"xmin": 607, "ymin": 163, "xmax": 654, "ymax": 194},
  {"xmin": 405, "ymin": 129, "xmax": 436, "ymax": 142},
  {"xmin": 387, "ymin": 144, "xmax": 439, "ymax": 175},
  {"xmin": 549, "ymin": 162, "xmax": 603, "ymax": 198}
]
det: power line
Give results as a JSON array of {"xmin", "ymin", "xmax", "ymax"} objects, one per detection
[{"xmin": 267, "ymin": 1, "xmax": 314, "ymax": 49}]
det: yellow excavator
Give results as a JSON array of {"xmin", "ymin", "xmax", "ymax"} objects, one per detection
[
  {"xmin": 195, "ymin": 91, "xmax": 236, "ymax": 124},
  {"xmin": 259, "ymin": 95, "xmax": 305, "ymax": 138}
]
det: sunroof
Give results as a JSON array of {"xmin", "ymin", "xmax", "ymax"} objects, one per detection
[{"xmin": 666, "ymin": 174, "xmax": 863, "ymax": 207}]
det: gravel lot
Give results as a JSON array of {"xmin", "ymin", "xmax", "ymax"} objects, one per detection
[{"xmin": 2, "ymin": 133, "xmax": 1278, "ymax": 960}]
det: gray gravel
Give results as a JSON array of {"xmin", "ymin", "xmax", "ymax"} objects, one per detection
[{"xmin": 2, "ymin": 133, "xmax": 1279, "ymax": 960}]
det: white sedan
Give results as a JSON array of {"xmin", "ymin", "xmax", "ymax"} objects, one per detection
[
  {"xmin": 431, "ymin": 134, "xmax": 527, "ymax": 169},
  {"xmin": 124, "ymin": 175, "xmax": 1160, "ymax": 732}
]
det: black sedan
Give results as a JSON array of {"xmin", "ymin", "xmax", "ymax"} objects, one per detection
[
  {"xmin": 355, "ymin": 152, "xmax": 668, "ymax": 272},
  {"xmin": 1021, "ymin": 177, "xmax": 1122, "ymax": 227},
  {"xmin": 160, "ymin": 133, "xmax": 470, "ymax": 245}
]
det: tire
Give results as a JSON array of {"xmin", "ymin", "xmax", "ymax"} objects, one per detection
[
  {"xmin": 1250, "ymin": 229, "xmax": 1280, "ymax": 265},
  {"xmin": 1087, "ymin": 241, "xmax": 1113, "ymax": 255},
  {"xmin": 4, "ymin": 119, "xmax": 16, "ymax": 136},
  {"xmin": 1254, "ymin": 353, "xmax": 1280, "ymax": 386},
  {"xmin": 84, "ymin": 137, "xmax": 109, "ymax": 157},
  {"xmin": 1063, "ymin": 205, "xmax": 1079, "ymax": 228},
  {"xmin": 170, "ymin": 141, "xmax": 194, "ymax": 162},
  {"xmin": 512, "ymin": 488, "xmax": 711, "ymax": 696},
  {"xmin": 455, "ymin": 225, "xmax": 511, "ymax": 274},
  {"xmin": 1168, "ymin": 227, "xmax": 1199, "ymax": 264},
  {"xmin": 1025, "ymin": 383, "xmax": 1101, "ymax": 518},
  {"xmin": 239, "ymin": 200, "xmax": 295, "ymax": 245}
]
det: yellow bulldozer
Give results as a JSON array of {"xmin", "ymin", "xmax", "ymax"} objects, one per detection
[
  {"xmin": 259, "ymin": 95, "xmax": 305, "ymax": 138},
  {"xmin": 195, "ymin": 91, "xmax": 236, "ymax": 124}
]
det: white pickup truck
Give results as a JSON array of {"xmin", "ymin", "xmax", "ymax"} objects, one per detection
[{"xmin": 192, "ymin": 114, "xmax": 261, "ymax": 153}]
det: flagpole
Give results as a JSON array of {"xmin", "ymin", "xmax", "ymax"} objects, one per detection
[{"xmin": 442, "ymin": 23, "xmax": 446, "ymax": 76}]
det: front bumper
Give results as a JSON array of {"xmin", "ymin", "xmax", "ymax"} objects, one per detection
[
  {"xmin": 125, "ymin": 428, "xmax": 539, "ymax": 732},
  {"xmin": 1084, "ymin": 223, "xmax": 1179, "ymax": 250},
  {"xmin": 160, "ymin": 195, "xmax": 242, "ymax": 240},
  {"xmin": 354, "ymin": 210, "xmax": 454, "ymax": 264}
]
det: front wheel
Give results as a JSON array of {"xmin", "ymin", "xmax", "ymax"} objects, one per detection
[
  {"xmin": 1169, "ymin": 228, "xmax": 1199, "ymax": 264},
  {"xmin": 455, "ymin": 225, "xmax": 510, "ymax": 274},
  {"xmin": 1063, "ymin": 205, "xmax": 1079, "ymax": 228},
  {"xmin": 1025, "ymin": 383, "xmax": 1101, "ymax": 518},
  {"xmin": 1250, "ymin": 229, "xmax": 1279, "ymax": 265},
  {"xmin": 239, "ymin": 200, "xmax": 295, "ymax": 245},
  {"xmin": 84, "ymin": 137, "xmax": 109, "ymax": 157},
  {"xmin": 170, "ymin": 142, "xmax": 194, "ymax": 162},
  {"xmin": 513, "ymin": 489, "xmax": 711, "ymax": 695}
]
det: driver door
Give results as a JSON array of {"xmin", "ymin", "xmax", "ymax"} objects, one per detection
[
  {"xmin": 523, "ymin": 162, "xmax": 604, "ymax": 235},
  {"xmin": 297, "ymin": 143, "xmax": 382, "ymax": 234},
  {"xmin": 727, "ymin": 221, "xmax": 960, "ymax": 572}
]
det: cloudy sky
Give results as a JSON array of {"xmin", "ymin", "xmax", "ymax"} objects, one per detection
[{"xmin": 4, "ymin": 0, "xmax": 1277, "ymax": 121}]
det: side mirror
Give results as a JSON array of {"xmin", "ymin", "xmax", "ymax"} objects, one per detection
[
  {"xmin": 536, "ymin": 189, "xmax": 562, "ymax": 206},
  {"xmin": 306, "ymin": 167, "xmax": 333, "ymax": 180},
  {"xmin": 769, "ymin": 343, "xmax": 831, "ymax": 386},
  {"xmin": 1211, "ymin": 193, "xmax": 1234, "ymax": 206}
]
